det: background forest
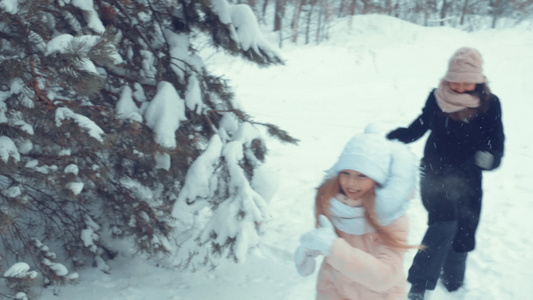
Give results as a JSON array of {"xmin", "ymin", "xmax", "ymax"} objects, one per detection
[{"xmin": 251, "ymin": 0, "xmax": 533, "ymax": 45}]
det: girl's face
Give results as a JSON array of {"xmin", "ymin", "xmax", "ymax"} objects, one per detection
[
  {"xmin": 448, "ymin": 81, "xmax": 476, "ymax": 93},
  {"xmin": 338, "ymin": 170, "xmax": 377, "ymax": 205}
]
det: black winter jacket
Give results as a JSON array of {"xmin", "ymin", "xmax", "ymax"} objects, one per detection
[{"xmin": 387, "ymin": 89, "xmax": 505, "ymax": 174}]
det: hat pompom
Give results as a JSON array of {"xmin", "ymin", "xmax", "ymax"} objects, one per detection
[
  {"xmin": 374, "ymin": 140, "xmax": 418, "ymax": 226},
  {"xmin": 364, "ymin": 122, "xmax": 389, "ymax": 135}
]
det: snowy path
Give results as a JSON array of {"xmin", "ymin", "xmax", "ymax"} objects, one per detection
[{"xmin": 38, "ymin": 17, "xmax": 533, "ymax": 300}]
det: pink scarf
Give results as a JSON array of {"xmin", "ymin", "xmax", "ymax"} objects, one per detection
[{"xmin": 434, "ymin": 80, "xmax": 480, "ymax": 113}]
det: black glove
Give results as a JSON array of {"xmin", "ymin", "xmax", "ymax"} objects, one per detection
[{"xmin": 386, "ymin": 127, "xmax": 410, "ymax": 141}]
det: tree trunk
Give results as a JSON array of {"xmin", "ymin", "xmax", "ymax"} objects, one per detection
[
  {"xmin": 424, "ymin": 0, "xmax": 431, "ymax": 26},
  {"xmin": 306, "ymin": 3, "xmax": 315, "ymax": 45},
  {"xmin": 440, "ymin": 0, "xmax": 448, "ymax": 26},
  {"xmin": 337, "ymin": 0, "xmax": 343, "ymax": 17},
  {"xmin": 292, "ymin": 0, "xmax": 304, "ymax": 43},
  {"xmin": 491, "ymin": 0, "xmax": 502, "ymax": 28},
  {"xmin": 491, "ymin": 14, "xmax": 498, "ymax": 28},
  {"xmin": 349, "ymin": 0, "xmax": 357, "ymax": 15},
  {"xmin": 247, "ymin": 0, "xmax": 258, "ymax": 10},
  {"xmin": 316, "ymin": 1, "xmax": 323, "ymax": 44},
  {"xmin": 362, "ymin": 0, "xmax": 371, "ymax": 13},
  {"xmin": 386, "ymin": 0, "xmax": 393, "ymax": 15},
  {"xmin": 460, "ymin": 0, "xmax": 469, "ymax": 25},
  {"xmin": 274, "ymin": 0, "xmax": 285, "ymax": 32},
  {"xmin": 262, "ymin": 0, "xmax": 270, "ymax": 22}
]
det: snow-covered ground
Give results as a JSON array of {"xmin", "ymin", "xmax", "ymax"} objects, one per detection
[{"xmin": 36, "ymin": 15, "xmax": 533, "ymax": 300}]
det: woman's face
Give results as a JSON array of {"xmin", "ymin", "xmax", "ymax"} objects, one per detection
[
  {"xmin": 448, "ymin": 81, "xmax": 476, "ymax": 93},
  {"xmin": 338, "ymin": 170, "xmax": 376, "ymax": 205}
]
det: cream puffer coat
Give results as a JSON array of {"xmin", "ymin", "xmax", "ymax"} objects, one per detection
[{"xmin": 316, "ymin": 215, "xmax": 409, "ymax": 300}]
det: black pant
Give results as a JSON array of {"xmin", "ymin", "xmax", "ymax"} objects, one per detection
[
  {"xmin": 419, "ymin": 166, "xmax": 483, "ymax": 252},
  {"xmin": 407, "ymin": 221, "xmax": 468, "ymax": 290},
  {"xmin": 408, "ymin": 166, "xmax": 482, "ymax": 290}
]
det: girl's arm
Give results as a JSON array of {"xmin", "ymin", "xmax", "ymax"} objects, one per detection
[
  {"xmin": 324, "ymin": 216, "xmax": 408, "ymax": 292},
  {"xmin": 387, "ymin": 93, "xmax": 434, "ymax": 143}
]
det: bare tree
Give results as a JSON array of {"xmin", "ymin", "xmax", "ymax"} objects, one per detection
[
  {"xmin": 274, "ymin": 0, "xmax": 287, "ymax": 31},
  {"xmin": 350, "ymin": 0, "xmax": 358, "ymax": 15},
  {"xmin": 305, "ymin": 0, "xmax": 318, "ymax": 44},
  {"xmin": 440, "ymin": 0, "xmax": 450, "ymax": 25},
  {"xmin": 361, "ymin": 0, "xmax": 373, "ymax": 13},
  {"xmin": 262, "ymin": 0, "xmax": 271, "ymax": 22},
  {"xmin": 292, "ymin": 0, "xmax": 305, "ymax": 42},
  {"xmin": 255, "ymin": 0, "xmax": 533, "ymax": 46},
  {"xmin": 460, "ymin": 0, "xmax": 470, "ymax": 25},
  {"xmin": 491, "ymin": 0, "xmax": 504, "ymax": 28}
]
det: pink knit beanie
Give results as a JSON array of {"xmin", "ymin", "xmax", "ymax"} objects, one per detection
[{"xmin": 444, "ymin": 47, "xmax": 484, "ymax": 83}]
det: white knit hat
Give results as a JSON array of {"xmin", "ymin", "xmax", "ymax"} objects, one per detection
[
  {"xmin": 326, "ymin": 133, "xmax": 391, "ymax": 185},
  {"xmin": 325, "ymin": 124, "xmax": 419, "ymax": 226}
]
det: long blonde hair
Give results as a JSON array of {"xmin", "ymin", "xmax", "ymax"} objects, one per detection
[{"xmin": 315, "ymin": 175, "xmax": 420, "ymax": 250}]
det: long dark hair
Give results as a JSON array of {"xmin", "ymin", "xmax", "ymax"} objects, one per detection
[{"xmin": 472, "ymin": 82, "xmax": 492, "ymax": 112}]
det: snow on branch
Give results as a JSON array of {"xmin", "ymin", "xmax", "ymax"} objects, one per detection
[
  {"xmin": 222, "ymin": 140, "xmax": 268, "ymax": 224},
  {"xmin": 66, "ymin": 182, "xmax": 84, "ymax": 195},
  {"xmin": 3, "ymin": 263, "xmax": 38, "ymax": 279},
  {"xmin": 0, "ymin": 136, "xmax": 20, "ymax": 163},
  {"xmin": 185, "ymin": 75, "xmax": 204, "ymax": 114},
  {"xmin": 70, "ymin": 0, "xmax": 105, "ymax": 33},
  {"xmin": 81, "ymin": 215, "xmax": 100, "ymax": 253},
  {"xmin": 46, "ymin": 33, "xmax": 123, "ymax": 69},
  {"xmin": 55, "ymin": 107, "xmax": 105, "ymax": 142},
  {"xmin": 144, "ymin": 81, "xmax": 187, "ymax": 148},
  {"xmin": 195, "ymin": 139, "xmax": 269, "ymax": 263},
  {"xmin": 0, "ymin": 0, "xmax": 19, "ymax": 14},
  {"xmin": 116, "ymin": 85, "xmax": 143, "ymax": 122},
  {"xmin": 163, "ymin": 29, "xmax": 204, "ymax": 82},
  {"xmin": 210, "ymin": 0, "xmax": 283, "ymax": 64},
  {"xmin": 31, "ymin": 239, "xmax": 80, "ymax": 282},
  {"xmin": 172, "ymin": 134, "xmax": 223, "ymax": 224}
]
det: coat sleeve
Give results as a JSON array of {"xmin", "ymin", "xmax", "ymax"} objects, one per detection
[
  {"xmin": 324, "ymin": 216, "xmax": 408, "ymax": 292},
  {"xmin": 386, "ymin": 92, "xmax": 434, "ymax": 143},
  {"xmin": 479, "ymin": 95, "xmax": 505, "ymax": 170}
]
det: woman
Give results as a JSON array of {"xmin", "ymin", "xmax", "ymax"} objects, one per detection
[
  {"xmin": 386, "ymin": 47, "xmax": 505, "ymax": 299},
  {"xmin": 294, "ymin": 128, "xmax": 420, "ymax": 299}
]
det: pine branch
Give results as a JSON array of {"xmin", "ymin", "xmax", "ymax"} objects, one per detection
[
  {"xmin": 206, "ymin": 109, "xmax": 299, "ymax": 144},
  {"xmin": 0, "ymin": 290, "xmax": 17, "ymax": 299},
  {"xmin": 29, "ymin": 54, "xmax": 54, "ymax": 109},
  {"xmin": 0, "ymin": 0, "xmax": 298, "ymax": 281},
  {"xmin": 251, "ymin": 121, "xmax": 300, "ymax": 144}
]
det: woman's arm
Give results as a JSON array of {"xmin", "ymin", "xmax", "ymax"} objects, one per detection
[
  {"xmin": 387, "ymin": 93, "xmax": 434, "ymax": 143},
  {"xmin": 482, "ymin": 96, "xmax": 505, "ymax": 170}
]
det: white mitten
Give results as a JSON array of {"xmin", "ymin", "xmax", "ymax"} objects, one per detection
[
  {"xmin": 294, "ymin": 245, "xmax": 320, "ymax": 276},
  {"xmin": 475, "ymin": 150, "xmax": 494, "ymax": 170},
  {"xmin": 299, "ymin": 215, "xmax": 338, "ymax": 256}
]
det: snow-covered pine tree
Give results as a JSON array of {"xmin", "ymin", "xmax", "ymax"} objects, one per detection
[{"xmin": 0, "ymin": 0, "xmax": 296, "ymax": 294}]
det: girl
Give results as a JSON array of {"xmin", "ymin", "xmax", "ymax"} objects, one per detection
[
  {"xmin": 294, "ymin": 127, "xmax": 419, "ymax": 300},
  {"xmin": 386, "ymin": 47, "xmax": 505, "ymax": 300}
]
